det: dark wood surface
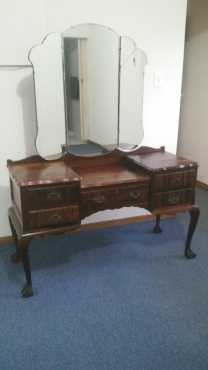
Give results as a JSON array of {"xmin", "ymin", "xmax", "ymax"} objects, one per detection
[
  {"xmin": 152, "ymin": 169, "xmax": 197, "ymax": 191},
  {"xmin": 75, "ymin": 163, "xmax": 149, "ymax": 188},
  {"xmin": 128, "ymin": 151, "xmax": 197, "ymax": 172},
  {"xmin": 7, "ymin": 145, "xmax": 198, "ymax": 233},
  {"xmin": 8, "ymin": 159, "xmax": 80, "ymax": 187},
  {"xmin": 7, "ymin": 146, "xmax": 200, "ymax": 297}
]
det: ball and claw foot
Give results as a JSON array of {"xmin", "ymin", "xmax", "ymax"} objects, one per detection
[
  {"xmin": 21, "ymin": 284, "xmax": 34, "ymax": 298},
  {"xmin": 185, "ymin": 248, "xmax": 197, "ymax": 259},
  {"xmin": 10, "ymin": 252, "xmax": 22, "ymax": 264}
]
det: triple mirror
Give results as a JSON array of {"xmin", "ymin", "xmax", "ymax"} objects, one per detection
[{"xmin": 29, "ymin": 23, "xmax": 147, "ymax": 158}]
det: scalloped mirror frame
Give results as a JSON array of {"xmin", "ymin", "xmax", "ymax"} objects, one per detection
[{"xmin": 28, "ymin": 23, "xmax": 147, "ymax": 160}]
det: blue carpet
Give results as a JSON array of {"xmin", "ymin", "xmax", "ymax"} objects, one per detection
[{"xmin": 0, "ymin": 216, "xmax": 208, "ymax": 370}]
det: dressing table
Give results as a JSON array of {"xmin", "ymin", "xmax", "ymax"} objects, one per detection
[{"xmin": 7, "ymin": 24, "xmax": 199, "ymax": 297}]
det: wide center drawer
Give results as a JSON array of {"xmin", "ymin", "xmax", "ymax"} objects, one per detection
[
  {"xmin": 81, "ymin": 183, "xmax": 149, "ymax": 214},
  {"xmin": 23, "ymin": 184, "xmax": 80, "ymax": 210},
  {"xmin": 28, "ymin": 205, "xmax": 80, "ymax": 229}
]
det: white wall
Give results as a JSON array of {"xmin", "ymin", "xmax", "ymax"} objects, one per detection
[
  {"xmin": 0, "ymin": 0, "xmax": 187, "ymax": 236},
  {"xmin": 178, "ymin": 0, "xmax": 208, "ymax": 184}
]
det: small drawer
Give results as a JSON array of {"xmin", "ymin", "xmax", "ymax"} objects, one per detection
[
  {"xmin": 117, "ymin": 185, "xmax": 149, "ymax": 205},
  {"xmin": 28, "ymin": 206, "xmax": 80, "ymax": 229},
  {"xmin": 153, "ymin": 188, "xmax": 195, "ymax": 209},
  {"xmin": 81, "ymin": 189, "xmax": 113, "ymax": 211},
  {"xmin": 23, "ymin": 184, "xmax": 80, "ymax": 210},
  {"xmin": 153, "ymin": 169, "xmax": 197, "ymax": 192}
]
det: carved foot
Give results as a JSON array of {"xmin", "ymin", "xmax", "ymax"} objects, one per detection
[
  {"xmin": 8, "ymin": 216, "xmax": 22, "ymax": 263},
  {"xmin": 21, "ymin": 284, "xmax": 33, "ymax": 298},
  {"xmin": 184, "ymin": 248, "xmax": 197, "ymax": 259},
  {"xmin": 10, "ymin": 252, "xmax": 22, "ymax": 264}
]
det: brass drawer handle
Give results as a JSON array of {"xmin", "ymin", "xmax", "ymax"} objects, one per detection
[
  {"xmin": 47, "ymin": 191, "xmax": 62, "ymax": 201},
  {"xmin": 92, "ymin": 195, "xmax": 106, "ymax": 205},
  {"xmin": 172, "ymin": 176, "xmax": 182, "ymax": 186},
  {"xmin": 129, "ymin": 191, "xmax": 141, "ymax": 200},
  {"xmin": 48, "ymin": 213, "xmax": 62, "ymax": 224},
  {"xmin": 175, "ymin": 176, "xmax": 182, "ymax": 183},
  {"xmin": 167, "ymin": 194, "xmax": 180, "ymax": 205}
]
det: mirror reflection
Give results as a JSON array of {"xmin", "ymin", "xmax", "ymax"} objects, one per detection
[
  {"xmin": 29, "ymin": 23, "xmax": 147, "ymax": 158},
  {"xmin": 119, "ymin": 37, "xmax": 146, "ymax": 150},
  {"xmin": 63, "ymin": 24, "xmax": 119, "ymax": 155}
]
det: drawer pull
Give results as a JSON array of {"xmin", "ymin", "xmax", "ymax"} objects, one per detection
[
  {"xmin": 47, "ymin": 191, "xmax": 61, "ymax": 201},
  {"xmin": 167, "ymin": 194, "xmax": 180, "ymax": 205},
  {"xmin": 175, "ymin": 176, "xmax": 182, "ymax": 183},
  {"xmin": 92, "ymin": 195, "xmax": 106, "ymax": 205},
  {"xmin": 48, "ymin": 213, "xmax": 62, "ymax": 224},
  {"xmin": 171, "ymin": 176, "xmax": 183, "ymax": 186},
  {"xmin": 129, "ymin": 191, "xmax": 141, "ymax": 200}
]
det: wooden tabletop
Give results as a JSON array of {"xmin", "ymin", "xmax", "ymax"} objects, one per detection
[
  {"xmin": 75, "ymin": 164, "xmax": 150, "ymax": 188},
  {"xmin": 8, "ymin": 159, "xmax": 150, "ymax": 188},
  {"xmin": 8, "ymin": 161, "xmax": 80, "ymax": 187},
  {"xmin": 128, "ymin": 151, "xmax": 197, "ymax": 172}
]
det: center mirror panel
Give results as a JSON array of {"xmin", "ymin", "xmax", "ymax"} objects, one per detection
[{"xmin": 62, "ymin": 24, "xmax": 119, "ymax": 155}]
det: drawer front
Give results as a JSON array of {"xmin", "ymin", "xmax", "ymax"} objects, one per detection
[
  {"xmin": 153, "ymin": 169, "xmax": 197, "ymax": 192},
  {"xmin": 28, "ymin": 206, "xmax": 80, "ymax": 229},
  {"xmin": 81, "ymin": 184, "xmax": 149, "ymax": 214},
  {"xmin": 117, "ymin": 185, "xmax": 149, "ymax": 205},
  {"xmin": 23, "ymin": 184, "xmax": 80, "ymax": 210},
  {"xmin": 153, "ymin": 189, "xmax": 195, "ymax": 209}
]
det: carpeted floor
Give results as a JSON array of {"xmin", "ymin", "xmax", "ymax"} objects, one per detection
[{"xmin": 0, "ymin": 188, "xmax": 207, "ymax": 370}]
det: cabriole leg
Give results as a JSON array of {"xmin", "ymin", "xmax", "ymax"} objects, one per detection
[
  {"xmin": 153, "ymin": 214, "xmax": 162, "ymax": 234},
  {"xmin": 184, "ymin": 206, "xmax": 200, "ymax": 259},
  {"xmin": 20, "ymin": 238, "xmax": 33, "ymax": 298},
  {"xmin": 8, "ymin": 216, "xmax": 22, "ymax": 263}
]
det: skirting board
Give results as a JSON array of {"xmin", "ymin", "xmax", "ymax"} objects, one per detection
[
  {"xmin": 0, "ymin": 236, "xmax": 14, "ymax": 246},
  {"xmin": 0, "ymin": 213, "xmax": 164, "ymax": 247},
  {"xmin": 197, "ymin": 181, "xmax": 208, "ymax": 190}
]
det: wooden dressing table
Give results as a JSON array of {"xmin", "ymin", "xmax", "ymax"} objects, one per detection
[
  {"xmin": 8, "ymin": 146, "xmax": 199, "ymax": 298},
  {"xmin": 7, "ymin": 23, "xmax": 200, "ymax": 297}
]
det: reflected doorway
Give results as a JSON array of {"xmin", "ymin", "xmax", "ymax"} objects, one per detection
[{"xmin": 63, "ymin": 37, "xmax": 88, "ymax": 145}]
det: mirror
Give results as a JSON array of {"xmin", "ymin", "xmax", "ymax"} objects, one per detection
[
  {"xmin": 29, "ymin": 33, "xmax": 66, "ymax": 158},
  {"xmin": 119, "ymin": 37, "xmax": 146, "ymax": 150},
  {"xmin": 63, "ymin": 24, "xmax": 119, "ymax": 155},
  {"xmin": 29, "ymin": 24, "xmax": 147, "ymax": 158}
]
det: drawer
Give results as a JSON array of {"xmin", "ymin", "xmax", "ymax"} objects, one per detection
[
  {"xmin": 153, "ymin": 169, "xmax": 197, "ymax": 192},
  {"xmin": 81, "ymin": 184, "xmax": 149, "ymax": 213},
  {"xmin": 81, "ymin": 188, "xmax": 115, "ymax": 212},
  {"xmin": 152, "ymin": 188, "xmax": 195, "ymax": 209},
  {"xmin": 117, "ymin": 185, "xmax": 149, "ymax": 205},
  {"xmin": 28, "ymin": 206, "xmax": 80, "ymax": 229},
  {"xmin": 23, "ymin": 184, "xmax": 80, "ymax": 210}
]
